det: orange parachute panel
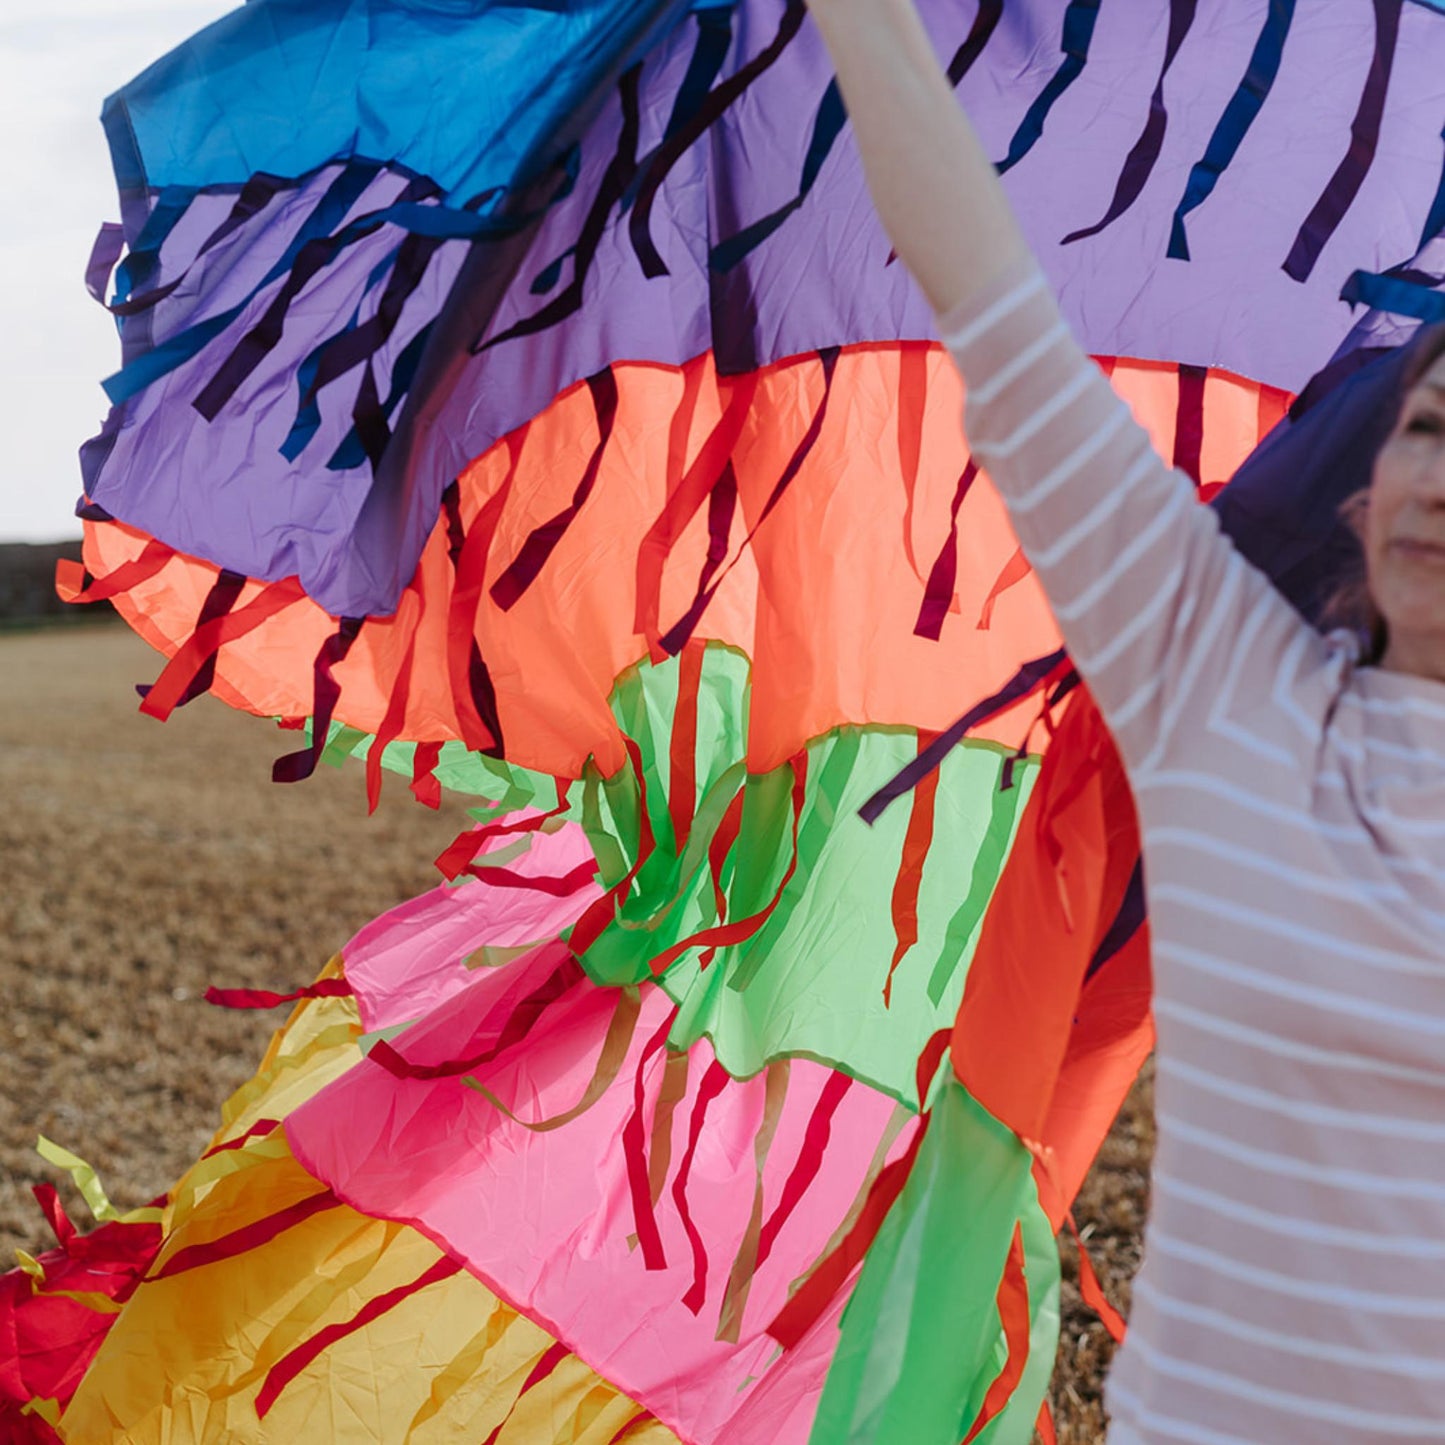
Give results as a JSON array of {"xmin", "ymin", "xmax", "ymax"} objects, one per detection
[{"xmin": 81, "ymin": 347, "xmax": 1285, "ymax": 781}]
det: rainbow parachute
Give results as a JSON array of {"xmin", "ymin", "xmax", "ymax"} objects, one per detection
[{"xmin": 9, "ymin": 1, "xmax": 1445, "ymax": 1440}]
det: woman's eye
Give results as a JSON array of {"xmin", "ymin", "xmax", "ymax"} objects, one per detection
[{"xmin": 1406, "ymin": 412, "xmax": 1444, "ymax": 435}]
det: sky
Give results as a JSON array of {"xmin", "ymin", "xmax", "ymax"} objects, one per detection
[{"xmin": 0, "ymin": 0, "xmax": 233, "ymax": 542}]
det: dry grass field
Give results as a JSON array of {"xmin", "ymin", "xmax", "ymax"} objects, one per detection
[{"xmin": 0, "ymin": 621, "xmax": 1151, "ymax": 1443}]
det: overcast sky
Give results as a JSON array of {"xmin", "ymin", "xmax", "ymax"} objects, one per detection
[{"xmin": 0, "ymin": 1, "xmax": 233, "ymax": 542}]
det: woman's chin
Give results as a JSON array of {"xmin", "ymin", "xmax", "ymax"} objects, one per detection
[
  {"xmin": 1379, "ymin": 615, "xmax": 1445, "ymax": 679},
  {"xmin": 1376, "ymin": 560, "xmax": 1445, "ymax": 633}
]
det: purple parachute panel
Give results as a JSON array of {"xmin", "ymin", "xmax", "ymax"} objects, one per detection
[{"xmin": 84, "ymin": 0, "xmax": 1445, "ymax": 619}]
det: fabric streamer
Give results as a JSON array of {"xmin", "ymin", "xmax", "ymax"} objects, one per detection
[{"xmin": 10, "ymin": 2, "xmax": 1445, "ymax": 1441}]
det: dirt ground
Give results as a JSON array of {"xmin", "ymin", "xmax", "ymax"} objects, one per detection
[{"xmin": 0, "ymin": 621, "xmax": 1150, "ymax": 1443}]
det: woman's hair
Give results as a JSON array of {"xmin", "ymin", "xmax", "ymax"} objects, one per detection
[
  {"xmin": 1320, "ymin": 320, "xmax": 1445, "ymax": 661},
  {"xmin": 1321, "ymin": 489, "xmax": 1385, "ymax": 657}
]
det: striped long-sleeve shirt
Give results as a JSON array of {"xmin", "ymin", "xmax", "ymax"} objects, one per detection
[{"xmin": 940, "ymin": 260, "xmax": 1445, "ymax": 1445}]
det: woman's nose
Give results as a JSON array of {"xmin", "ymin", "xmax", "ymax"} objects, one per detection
[{"xmin": 1415, "ymin": 455, "xmax": 1445, "ymax": 503}]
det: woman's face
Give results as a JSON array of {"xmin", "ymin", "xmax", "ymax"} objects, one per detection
[{"xmin": 1368, "ymin": 351, "xmax": 1445, "ymax": 679}]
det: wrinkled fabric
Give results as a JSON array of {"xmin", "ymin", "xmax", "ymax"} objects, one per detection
[{"xmin": 84, "ymin": 0, "xmax": 1445, "ymax": 617}]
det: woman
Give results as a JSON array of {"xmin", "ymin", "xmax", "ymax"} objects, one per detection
[{"xmin": 806, "ymin": 0, "xmax": 1445, "ymax": 1439}]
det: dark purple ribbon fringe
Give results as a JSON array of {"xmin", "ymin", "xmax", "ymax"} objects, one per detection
[
  {"xmin": 272, "ymin": 617, "xmax": 365, "ymax": 784},
  {"xmin": 1282, "ymin": 0, "xmax": 1402, "ymax": 282},
  {"xmin": 490, "ymin": 369, "xmax": 621, "ymax": 610},
  {"xmin": 659, "ymin": 346, "xmax": 840, "ymax": 656},
  {"xmin": 85, "ymin": 223, "xmax": 126, "ymax": 304},
  {"xmin": 1062, "ymin": 0, "xmax": 1199, "ymax": 246},
  {"xmin": 1173, "ymin": 363, "xmax": 1208, "ymax": 485},
  {"xmin": 1085, "ymin": 857, "xmax": 1147, "ymax": 982},
  {"xmin": 174, "ymin": 570, "xmax": 248, "ymax": 709},
  {"xmin": 946, "ymin": 0, "xmax": 1003, "ymax": 86},
  {"xmin": 859, "ymin": 647, "xmax": 1068, "ymax": 826},
  {"xmin": 914, "ymin": 459, "xmax": 980, "ymax": 641},
  {"xmin": 478, "ymin": 68, "xmax": 644, "ymax": 352},
  {"xmin": 629, "ymin": 1, "xmax": 805, "ymax": 280}
]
